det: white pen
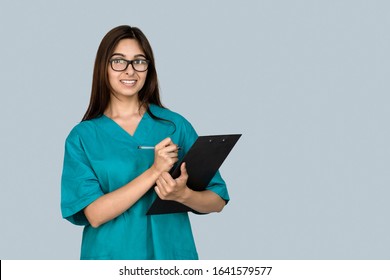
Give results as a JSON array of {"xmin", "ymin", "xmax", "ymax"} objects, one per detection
[
  {"xmin": 137, "ymin": 146, "xmax": 155, "ymax": 150},
  {"xmin": 137, "ymin": 145, "xmax": 181, "ymax": 150}
]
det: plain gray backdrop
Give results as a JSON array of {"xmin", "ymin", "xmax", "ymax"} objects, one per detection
[{"xmin": 1, "ymin": 0, "xmax": 389, "ymax": 259}]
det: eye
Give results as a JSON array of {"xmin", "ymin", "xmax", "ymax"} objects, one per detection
[
  {"xmin": 133, "ymin": 59, "xmax": 148, "ymax": 65},
  {"xmin": 112, "ymin": 58, "xmax": 126, "ymax": 64}
]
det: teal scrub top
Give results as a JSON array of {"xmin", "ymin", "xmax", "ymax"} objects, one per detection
[{"xmin": 61, "ymin": 104, "xmax": 229, "ymax": 260}]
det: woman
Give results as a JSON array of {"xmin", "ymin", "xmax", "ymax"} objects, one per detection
[{"xmin": 61, "ymin": 25, "xmax": 229, "ymax": 260}]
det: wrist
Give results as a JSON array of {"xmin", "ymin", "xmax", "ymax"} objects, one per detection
[
  {"xmin": 148, "ymin": 165, "xmax": 162, "ymax": 180},
  {"xmin": 178, "ymin": 186, "xmax": 192, "ymax": 204}
]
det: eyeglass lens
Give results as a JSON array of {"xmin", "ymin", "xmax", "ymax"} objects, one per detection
[{"xmin": 111, "ymin": 59, "xmax": 149, "ymax": 72}]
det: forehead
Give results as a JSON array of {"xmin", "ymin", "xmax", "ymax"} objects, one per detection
[{"xmin": 112, "ymin": 38, "xmax": 145, "ymax": 57}]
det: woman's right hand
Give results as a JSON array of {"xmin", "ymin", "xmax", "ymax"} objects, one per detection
[{"xmin": 151, "ymin": 137, "xmax": 179, "ymax": 175}]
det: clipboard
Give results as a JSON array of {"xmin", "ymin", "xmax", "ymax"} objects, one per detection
[{"xmin": 146, "ymin": 134, "xmax": 241, "ymax": 215}]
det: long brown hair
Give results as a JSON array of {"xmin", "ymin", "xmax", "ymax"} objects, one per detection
[{"xmin": 82, "ymin": 25, "xmax": 164, "ymax": 121}]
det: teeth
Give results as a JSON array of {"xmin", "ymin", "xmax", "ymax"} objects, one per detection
[{"xmin": 121, "ymin": 80, "xmax": 136, "ymax": 84}]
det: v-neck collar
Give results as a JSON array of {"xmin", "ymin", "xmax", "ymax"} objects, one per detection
[{"xmin": 97, "ymin": 111, "xmax": 155, "ymax": 144}]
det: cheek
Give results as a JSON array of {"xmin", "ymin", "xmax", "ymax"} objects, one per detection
[
  {"xmin": 138, "ymin": 73, "xmax": 148, "ymax": 87},
  {"xmin": 107, "ymin": 71, "xmax": 115, "ymax": 85},
  {"xmin": 108, "ymin": 72, "xmax": 120, "ymax": 87}
]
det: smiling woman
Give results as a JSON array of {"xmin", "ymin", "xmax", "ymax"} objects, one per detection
[
  {"xmin": 107, "ymin": 39, "xmax": 149, "ymax": 100},
  {"xmin": 60, "ymin": 25, "xmax": 229, "ymax": 260}
]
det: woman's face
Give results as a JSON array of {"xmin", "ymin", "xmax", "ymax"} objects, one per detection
[{"xmin": 108, "ymin": 38, "xmax": 148, "ymax": 99}]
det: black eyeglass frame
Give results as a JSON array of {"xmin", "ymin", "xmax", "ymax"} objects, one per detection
[{"xmin": 109, "ymin": 58, "xmax": 150, "ymax": 72}]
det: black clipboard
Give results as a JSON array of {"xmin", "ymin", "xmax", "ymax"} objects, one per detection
[{"xmin": 146, "ymin": 134, "xmax": 241, "ymax": 215}]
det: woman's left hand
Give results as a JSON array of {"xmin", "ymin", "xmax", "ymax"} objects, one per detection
[{"xmin": 155, "ymin": 162, "xmax": 189, "ymax": 202}]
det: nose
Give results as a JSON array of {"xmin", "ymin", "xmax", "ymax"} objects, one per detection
[{"xmin": 125, "ymin": 62, "xmax": 136, "ymax": 75}]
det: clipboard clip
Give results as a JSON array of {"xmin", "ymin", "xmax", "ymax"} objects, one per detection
[{"xmin": 208, "ymin": 138, "xmax": 227, "ymax": 143}]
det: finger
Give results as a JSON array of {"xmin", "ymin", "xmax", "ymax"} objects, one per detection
[
  {"xmin": 167, "ymin": 158, "xmax": 179, "ymax": 170},
  {"xmin": 167, "ymin": 153, "xmax": 179, "ymax": 162},
  {"xmin": 161, "ymin": 143, "xmax": 180, "ymax": 153},
  {"xmin": 154, "ymin": 186, "xmax": 164, "ymax": 199},
  {"xmin": 164, "ymin": 153, "xmax": 179, "ymax": 163},
  {"xmin": 177, "ymin": 162, "xmax": 189, "ymax": 182},
  {"xmin": 181, "ymin": 162, "xmax": 187, "ymax": 174},
  {"xmin": 155, "ymin": 137, "xmax": 172, "ymax": 150},
  {"xmin": 159, "ymin": 146, "xmax": 175, "ymax": 154},
  {"xmin": 155, "ymin": 180, "xmax": 167, "ymax": 196},
  {"xmin": 155, "ymin": 149, "xmax": 176, "ymax": 162},
  {"xmin": 161, "ymin": 172, "xmax": 176, "ymax": 185},
  {"xmin": 157, "ymin": 175, "xmax": 167, "ymax": 186}
]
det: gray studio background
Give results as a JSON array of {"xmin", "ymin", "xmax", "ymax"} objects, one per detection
[{"xmin": 1, "ymin": 0, "xmax": 389, "ymax": 259}]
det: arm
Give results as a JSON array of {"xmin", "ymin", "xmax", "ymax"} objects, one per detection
[
  {"xmin": 84, "ymin": 138, "xmax": 179, "ymax": 228},
  {"xmin": 155, "ymin": 163, "xmax": 227, "ymax": 214},
  {"xmin": 180, "ymin": 189, "xmax": 226, "ymax": 213},
  {"xmin": 84, "ymin": 167, "xmax": 159, "ymax": 228}
]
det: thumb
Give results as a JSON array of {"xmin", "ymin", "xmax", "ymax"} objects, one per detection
[{"xmin": 179, "ymin": 162, "xmax": 188, "ymax": 179}]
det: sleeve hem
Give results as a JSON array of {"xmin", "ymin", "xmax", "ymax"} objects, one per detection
[{"xmin": 62, "ymin": 192, "xmax": 103, "ymax": 225}]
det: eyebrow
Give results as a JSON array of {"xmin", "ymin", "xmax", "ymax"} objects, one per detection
[{"xmin": 111, "ymin": 53, "xmax": 147, "ymax": 59}]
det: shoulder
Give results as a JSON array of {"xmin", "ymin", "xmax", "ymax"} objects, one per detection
[
  {"xmin": 149, "ymin": 104, "xmax": 198, "ymax": 139},
  {"xmin": 149, "ymin": 104, "xmax": 198, "ymax": 145},
  {"xmin": 149, "ymin": 104, "xmax": 192, "ymax": 127},
  {"xmin": 149, "ymin": 104, "xmax": 184, "ymax": 120},
  {"xmin": 66, "ymin": 116, "xmax": 103, "ymax": 142}
]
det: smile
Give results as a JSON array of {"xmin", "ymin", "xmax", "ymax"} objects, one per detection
[{"xmin": 121, "ymin": 79, "xmax": 136, "ymax": 85}]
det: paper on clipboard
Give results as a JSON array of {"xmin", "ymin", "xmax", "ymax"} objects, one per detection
[{"xmin": 146, "ymin": 134, "xmax": 241, "ymax": 215}]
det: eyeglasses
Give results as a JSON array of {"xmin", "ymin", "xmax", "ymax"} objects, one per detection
[{"xmin": 109, "ymin": 58, "xmax": 150, "ymax": 72}]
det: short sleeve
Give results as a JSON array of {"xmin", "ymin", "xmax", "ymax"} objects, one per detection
[
  {"xmin": 61, "ymin": 128, "xmax": 104, "ymax": 226},
  {"xmin": 205, "ymin": 170, "xmax": 230, "ymax": 203}
]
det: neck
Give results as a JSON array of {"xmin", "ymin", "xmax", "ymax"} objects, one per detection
[{"xmin": 104, "ymin": 95, "xmax": 145, "ymax": 119}]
